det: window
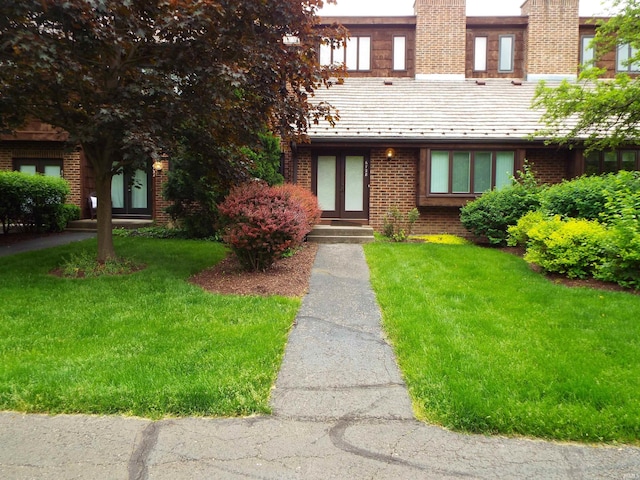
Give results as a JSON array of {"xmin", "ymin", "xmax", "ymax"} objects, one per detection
[
  {"xmin": 319, "ymin": 39, "xmax": 344, "ymax": 67},
  {"xmin": 616, "ymin": 43, "xmax": 640, "ymax": 72},
  {"xmin": 585, "ymin": 151, "xmax": 639, "ymax": 175},
  {"xmin": 321, "ymin": 37, "xmax": 370, "ymax": 71},
  {"xmin": 393, "ymin": 36, "xmax": 406, "ymax": 71},
  {"xmin": 580, "ymin": 35, "xmax": 595, "ymax": 68},
  {"xmin": 14, "ymin": 159, "xmax": 63, "ymax": 177},
  {"xmin": 429, "ymin": 151, "xmax": 515, "ymax": 195},
  {"xmin": 474, "ymin": 36, "xmax": 488, "ymax": 72},
  {"xmin": 498, "ymin": 35, "xmax": 515, "ymax": 73},
  {"xmin": 346, "ymin": 36, "xmax": 371, "ymax": 71}
]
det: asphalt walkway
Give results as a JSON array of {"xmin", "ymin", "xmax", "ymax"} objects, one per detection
[
  {"xmin": 1, "ymin": 243, "xmax": 639, "ymax": 479},
  {"xmin": 0, "ymin": 231, "xmax": 96, "ymax": 257}
]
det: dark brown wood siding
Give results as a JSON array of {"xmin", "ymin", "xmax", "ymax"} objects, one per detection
[
  {"xmin": 466, "ymin": 27, "xmax": 526, "ymax": 79},
  {"xmin": 320, "ymin": 18, "xmax": 416, "ymax": 78}
]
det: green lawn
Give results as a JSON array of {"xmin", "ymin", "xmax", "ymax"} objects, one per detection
[
  {"xmin": 365, "ymin": 242, "xmax": 640, "ymax": 444},
  {"xmin": 0, "ymin": 237, "xmax": 299, "ymax": 419}
]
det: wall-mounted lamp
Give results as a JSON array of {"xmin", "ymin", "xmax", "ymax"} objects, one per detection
[
  {"xmin": 152, "ymin": 160, "xmax": 163, "ymax": 177},
  {"xmin": 385, "ymin": 148, "xmax": 396, "ymax": 160}
]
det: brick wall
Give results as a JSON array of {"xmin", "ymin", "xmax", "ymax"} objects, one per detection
[
  {"xmin": 293, "ymin": 145, "xmax": 582, "ymax": 238},
  {"xmin": 369, "ymin": 147, "xmax": 416, "ymax": 230},
  {"xmin": 153, "ymin": 158, "xmax": 171, "ymax": 225},
  {"xmin": 524, "ymin": 148, "xmax": 571, "ymax": 184},
  {"xmin": 522, "ymin": 0, "xmax": 579, "ymax": 80},
  {"xmin": 414, "ymin": 0, "xmax": 466, "ymax": 78},
  {"xmin": 0, "ymin": 148, "xmax": 11, "ymax": 170},
  {"xmin": 295, "ymin": 148, "xmax": 313, "ymax": 190},
  {"xmin": 0, "ymin": 143, "xmax": 83, "ymax": 208}
]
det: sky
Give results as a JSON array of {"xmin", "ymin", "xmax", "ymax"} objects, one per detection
[{"xmin": 318, "ymin": 0, "xmax": 615, "ymax": 17}]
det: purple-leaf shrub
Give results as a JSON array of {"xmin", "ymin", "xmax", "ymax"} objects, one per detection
[{"xmin": 218, "ymin": 181, "xmax": 309, "ymax": 271}]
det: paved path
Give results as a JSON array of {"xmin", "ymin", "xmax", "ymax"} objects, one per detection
[
  {"xmin": 1, "ymin": 244, "xmax": 639, "ymax": 479},
  {"xmin": 0, "ymin": 231, "xmax": 96, "ymax": 257}
]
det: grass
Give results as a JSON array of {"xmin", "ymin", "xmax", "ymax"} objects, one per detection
[
  {"xmin": 365, "ymin": 241, "xmax": 640, "ymax": 444},
  {"xmin": 0, "ymin": 237, "xmax": 299, "ymax": 419}
]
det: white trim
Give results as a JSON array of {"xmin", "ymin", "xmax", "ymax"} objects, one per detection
[
  {"xmin": 526, "ymin": 73, "xmax": 578, "ymax": 82},
  {"xmin": 415, "ymin": 73, "xmax": 466, "ymax": 81}
]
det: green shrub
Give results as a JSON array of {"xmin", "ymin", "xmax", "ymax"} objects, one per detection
[
  {"xmin": 595, "ymin": 172, "xmax": 640, "ymax": 288},
  {"xmin": 460, "ymin": 167, "xmax": 542, "ymax": 246},
  {"xmin": 0, "ymin": 171, "xmax": 71, "ymax": 233},
  {"xmin": 540, "ymin": 175, "xmax": 608, "ymax": 220},
  {"xmin": 511, "ymin": 213, "xmax": 609, "ymax": 279},
  {"xmin": 383, "ymin": 207, "xmax": 420, "ymax": 242}
]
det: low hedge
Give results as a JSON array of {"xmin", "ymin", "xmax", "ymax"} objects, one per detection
[{"xmin": 0, "ymin": 171, "xmax": 73, "ymax": 233}]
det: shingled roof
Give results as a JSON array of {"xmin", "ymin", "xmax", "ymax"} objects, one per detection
[{"xmin": 307, "ymin": 77, "xmax": 559, "ymax": 144}]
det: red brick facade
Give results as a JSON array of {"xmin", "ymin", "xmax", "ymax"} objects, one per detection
[
  {"xmin": 415, "ymin": 0, "xmax": 466, "ymax": 78},
  {"xmin": 289, "ymin": 145, "xmax": 578, "ymax": 238},
  {"xmin": 522, "ymin": 0, "xmax": 580, "ymax": 80}
]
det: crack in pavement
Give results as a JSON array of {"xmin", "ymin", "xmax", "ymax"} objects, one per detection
[
  {"xmin": 128, "ymin": 422, "xmax": 162, "ymax": 480},
  {"xmin": 328, "ymin": 418, "xmax": 475, "ymax": 478}
]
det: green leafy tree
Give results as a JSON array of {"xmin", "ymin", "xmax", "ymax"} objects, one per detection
[
  {"xmin": 533, "ymin": 0, "xmax": 640, "ymax": 151},
  {"xmin": 0, "ymin": 0, "xmax": 343, "ymax": 261}
]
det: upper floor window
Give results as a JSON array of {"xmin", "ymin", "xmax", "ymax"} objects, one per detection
[
  {"xmin": 320, "ymin": 39, "xmax": 344, "ymax": 67},
  {"xmin": 498, "ymin": 35, "xmax": 515, "ymax": 73},
  {"xmin": 346, "ymin": 36, "xmax": 371, "ymax": 71},
  {"xmin": 320, "ymin": 37, "xmax": 371, "ymax": 71},
  {"xmin": 429, "ymin": 150, "xmax": 515, "ymax": 195},
  {"xmin": 616, "ymin": 43, "xmax": 640, "ymax": 72},
  {"xmin": 393, "ymin": 36, "xmax": 406, "ymax": 71},
  {"xmin": 585, "ymin": 151, "xmax": 639, "ymax": 175},
  {"xmin": 474, "ymin": 36, "xmax": 488, "ymax": 72},
  {"xmin": 14, "ymin": 158, "xmax": 63, "ymax": 177},
  {"xmin": 580, "ymin": 35, "xmax": 595, "ymax": 69}
]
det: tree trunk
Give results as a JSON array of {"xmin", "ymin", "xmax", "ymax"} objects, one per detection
[{"xmin": 94, "ymin": 170, "xmax": 116, "ymax": 262}]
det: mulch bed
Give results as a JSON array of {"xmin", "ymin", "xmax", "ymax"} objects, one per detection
[{"xmin": 190, "ymin": 243, "xmax": 318, "ymax": 297}]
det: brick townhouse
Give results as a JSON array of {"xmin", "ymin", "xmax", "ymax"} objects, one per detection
[
  {"xmin": 283, "ymin": 0, "xmax": 640, "ymax": 236},
  {"xmin": 1, "ymin": 0, "xmax": 637, "ymax": 233}
]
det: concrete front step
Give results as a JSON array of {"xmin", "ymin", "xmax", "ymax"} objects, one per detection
[
  {"xmin": 307, "ymin": 225, "xmax": 375, "ymax": 244},
  {"xmin": 66, "ymin": 219, "xmax": 154, "ymax": 232}
]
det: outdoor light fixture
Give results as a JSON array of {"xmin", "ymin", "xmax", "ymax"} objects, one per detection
[
  {"xmin": 385, "ymin": 148, "xmax": 396, "ymax": 160},
  {"xmin": 152, "ymin": 160, "xmax": 163, "ymax": 177}
]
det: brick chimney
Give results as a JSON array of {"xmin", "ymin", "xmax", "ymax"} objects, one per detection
[
  {"xmin": 414, "ymin": 0, "xmax": 466, "ymax": 80},
  {"xmin": 521, "ymin": 0, "xmax": 579, "ymax": 81}
]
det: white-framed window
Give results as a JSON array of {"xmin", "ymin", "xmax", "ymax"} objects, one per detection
[
  {"xmin": 393, "ymin": 36, "xmax": 406, "ymax": 71},
  {"xmin": 474, "ymin": 36, "xmax": 488, "ymax": 72},
  {"xmin": 319, "ymin": 39, "xmax": 345, "ymax": 67},
  {"xmin": 580, "ymin": 35, "xmax": 595, "ymax": 68},
  {"xmin": 346, "ymin": 36, "xmax": 371, "ymax": 71},
  {"xmin": 498, "ymin": 35, "xmax": 515, "ymax": 73},
  {"xmin": 616, "ymin": 43, "xmax": 640, "ymax": 72},
  {"xmin": 429, "ymin": 151, "xmax": 515, "ymax": 195}
]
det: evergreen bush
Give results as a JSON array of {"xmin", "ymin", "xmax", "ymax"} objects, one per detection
[
  {"xmin": 0, "ymin": 171, "xmax": 71, "ymax": 233},
  {"xmin": 460, "ymin": 166, "xmax": 542, "ymax": 246}
]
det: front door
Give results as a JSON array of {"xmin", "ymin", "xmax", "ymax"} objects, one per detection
[
  {"xmin": 313, "ymin": 152, "xmax": 369, "ymax": 220},
  {"xmin": 111, "ymin": 168, "xmax": 152, "ymax": 217}
]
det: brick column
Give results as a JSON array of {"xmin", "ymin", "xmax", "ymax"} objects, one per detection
[
  {"xmin": 414, "ymin": 0, "xmax": 466, "ymax": 80},
  {"xmin": 522, "ymin": 0, "xmax": 579, "ymax": 81}
]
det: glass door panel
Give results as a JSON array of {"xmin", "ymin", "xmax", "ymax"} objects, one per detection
[
  {"xmin": 111, "ymin": 170, "xmax": 125, "ymax": 208},
  {"xmin": 317, "ymin": 156, "xmax": 337, "ymax": 211},
  {"xmin": 131, "ymin": 169, "xmax": 149, "ymax": 209},
  {"xmin": 344, "ymin": 156, "xmax": 364, "ymax": 212}
]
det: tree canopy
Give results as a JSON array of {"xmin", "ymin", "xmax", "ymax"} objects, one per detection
[
  {"xmin": 533, "ymin": 0, "xmax": 640, "ymax": 152},
  {"xmin": 0, "ymin": 0, "xmax": 343, "ymax": 261}
]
